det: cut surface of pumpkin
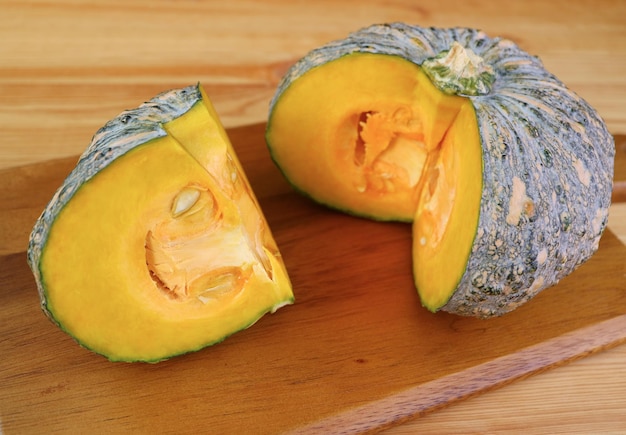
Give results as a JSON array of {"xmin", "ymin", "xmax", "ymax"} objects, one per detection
[
  {"xmin": 29, "ymin": 85, "xmax": 293, "ymax": 362},
  {"xmin": 267, "ymin": 53, "xmax": 466, "ymax": 222},
  {"xmin": 413, "ymin": 102, "xmax": 483, "ymax": 310},
  {"xmin": 267, "ymin": 52, "xmax": 482, "ymax": 309}
]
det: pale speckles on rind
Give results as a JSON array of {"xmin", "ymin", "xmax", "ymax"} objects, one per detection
[
  {"xmin": 528, "ymin": 276, "xmax": 545, "ymax": 294},
  {"xmin": 537, "ymin": 248, "xmax": 548, "ymax": 265},
  {"xmin": 572, "ymin": 158, "xmax": 591, "ymax": 187},
  {"xmin": 506, "ymin": 176, "xmax": 529, "ymax": 226},
  {"xmin": 591, "ymin": 208, "xmax": 609, "ymax": 238},
  {"xmin": 27, "ymin": 84, "xmax": 203, "ymax": 314}
]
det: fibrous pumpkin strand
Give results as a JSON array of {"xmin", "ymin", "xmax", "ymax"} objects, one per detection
[
  {"xmin": 353, "ymin": 108, "xmax": 427, "ymax": 196},
  {"xmin": 352, "ymin": 102, "xmax": 458, "ymax": 250},
  {"xmin": 414, "ymin": 143, "xmax": 457, "ymax": 249}
]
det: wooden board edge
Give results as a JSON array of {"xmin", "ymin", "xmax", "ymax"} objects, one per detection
[
  {"xmin": 613, "ymin": 180, "xmax": 626, "ymax": 203},
  {"xmin": 287, "ymin": 314, "xmax": 626, "ymax": 435},
  {"xmin": 614, "ymin": 134, "xmax": 626, "ymax": 202}
]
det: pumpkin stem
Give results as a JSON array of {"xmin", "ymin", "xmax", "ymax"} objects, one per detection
[{"xmin": 422, "ymin": 42, "xmax": 495, "ymax": 96}]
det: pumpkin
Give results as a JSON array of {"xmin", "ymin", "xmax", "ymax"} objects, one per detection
[
  {"xmin": 27, "ymin": 84, "xmax": 294, "ymax": 362},
  {"xmin": 266, "ymin": 24, "xmax": 614, "ymax": 318}
]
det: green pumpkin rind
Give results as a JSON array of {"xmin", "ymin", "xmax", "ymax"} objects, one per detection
[
  {"xmin": 455, "ymin": 76, "xmax": 613, "ymax": 317},
  {"xmin": 27, "ymin": 84, "xmax": 202, "ymax": 321},
  {"xmin": 268, "ymin": 23, "xmax": 615, "ymax": 317}
]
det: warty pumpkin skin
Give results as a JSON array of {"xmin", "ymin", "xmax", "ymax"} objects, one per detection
[
  {"xmin": 28, "ymin": 84, "xmax": 294, "ymax": 362},
  {"xmin": 266, "ymin": 23, "xmax": 615, "ymax": 318}
]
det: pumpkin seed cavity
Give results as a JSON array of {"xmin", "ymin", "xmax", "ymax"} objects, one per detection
[
  {"xmin": 145, "ymin": 184, "xmax": 272, "ymax": 304},
  {"xmin": 352, "ymin": 106, "xmax": 455, "ymax": 249},
  {"xmin": 353, "ymin": 108, "xmax": 428, "ymax": 195}
]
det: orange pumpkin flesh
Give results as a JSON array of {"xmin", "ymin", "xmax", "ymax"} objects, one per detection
[
  {"xmin": 266, "ymin": 52, "xmax": 483, "ymax": 309},
  {"xmin": 413, "ymin": 102, "xmax": 483, "ymax": 310}
]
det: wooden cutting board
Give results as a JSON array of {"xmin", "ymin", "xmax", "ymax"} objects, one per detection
[{"xmin": 1, "ymin": 123, "xmax": 625, "ymax": 434}]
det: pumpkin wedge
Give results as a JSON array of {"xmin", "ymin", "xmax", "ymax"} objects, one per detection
[
  {"xmin": 266, "ymin": 24, "xmax": 615, "ymax": 317},
  {"xmin": 28, "ymin": 84, "xmax": 293, "ymax": 362}
]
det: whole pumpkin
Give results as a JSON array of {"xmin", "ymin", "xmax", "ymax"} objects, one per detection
[{"xmin": 265, "ymin": 23, "xmax": 615, "ymax": 317}]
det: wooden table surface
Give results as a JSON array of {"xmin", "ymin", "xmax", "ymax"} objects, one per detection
[{"xmin": 2, "ymin": 0, "xmax": 625, "ymax": 433}]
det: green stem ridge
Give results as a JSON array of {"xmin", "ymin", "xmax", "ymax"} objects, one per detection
[{"xmin": 422, "ymin": 42, "xmax": 495, "ymax": 96}]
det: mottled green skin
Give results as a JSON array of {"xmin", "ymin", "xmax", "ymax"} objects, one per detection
[{"xmin": 268, "ymin": 23, "xmax": 615, "ymax": 317}]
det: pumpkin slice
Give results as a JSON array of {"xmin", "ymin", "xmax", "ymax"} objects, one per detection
[
  {"xmin": 412, "ymin": 101, "xmax": 483, "ymax": 311},
  {"xmin": 266, "ymin": 24, "xmax": 614, "ymax": 317},
  {"xmin": 28, "ymin": 84, "xmax": 293, "ymax": 362}
]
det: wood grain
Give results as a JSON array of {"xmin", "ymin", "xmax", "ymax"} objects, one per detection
[
  {"xmin": 292, "ymin": 315, "xmax": 626, "ymax": 434},
  {"xmin": 1, "ymin": 123, "xmax": 625, "ymax": 434},
  {"xmin": 2, "ymin": 0, "xmax": 626, "ymax": 170},
  {"xmin": 614, "ymin": 134, "xmax": 626, "ymax": 202},
  {"xmin": 2, "ymin": 0, "xmax": 626, "ymax": 433}
]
